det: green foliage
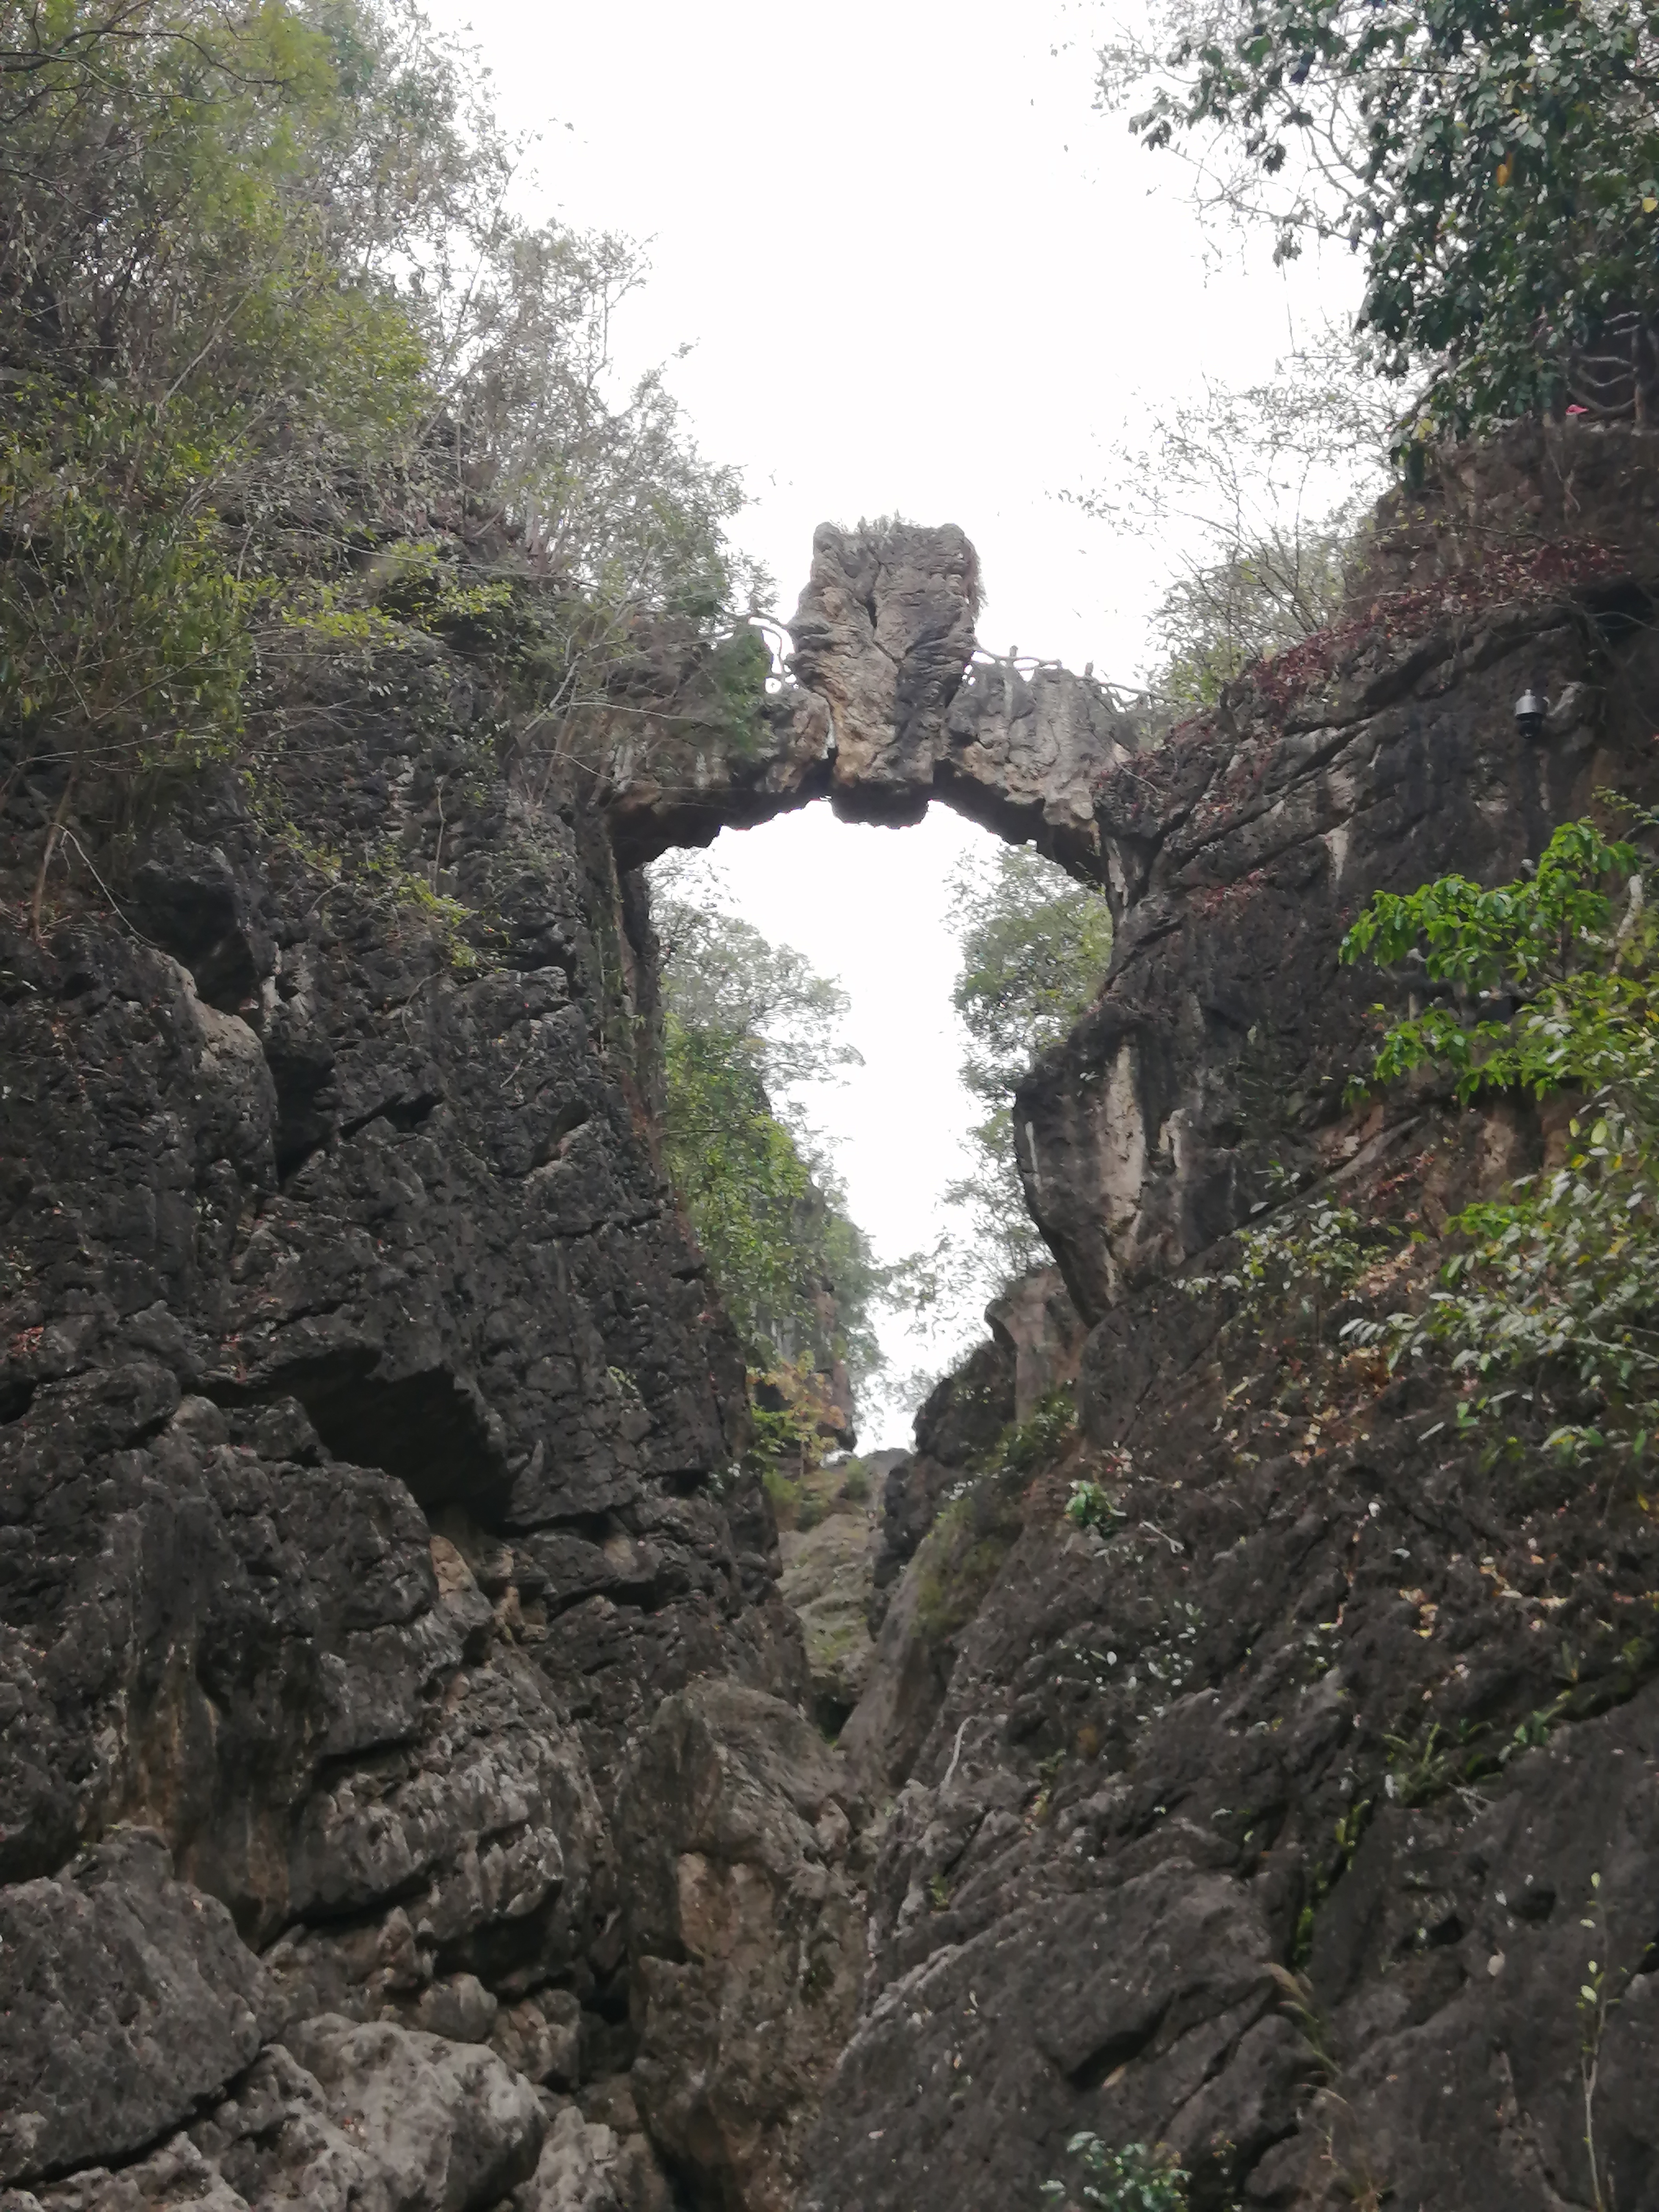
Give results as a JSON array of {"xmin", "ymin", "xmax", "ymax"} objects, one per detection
[
  {"xmin": 2, "ymin": 0, "xmax": 756, "ymax": 929},
  {"xmin": 1382, "ymin": 1718, "xmax": 1486, "ymax": 1806},
  {"xmin": 916, "ymin": 1391, "xmax": 1077, "ymax": 1643},
  {"xmin": 2, "ymin": 0, "xmax": 429, "ymax": 416},
  {"xmin": 655, "ymin": 866, "xmax": 885, "ymax": 1403},
  {"xmin": 747, "ymin": 1376, "xmax": 832, "ymax": 1480},
  {"xmin": 951, "ymin": 851, "xmax": 1114, "ymax": 1084},
  {"xmin": 1, "ymin": 390, "xmax": 255, "ymax": 919},
  {"xmin": 1065, "ymin": 1479, "xmax": 1123, "ymax": 1531},
  {"xmin": 914, "ymin": 1469, "xmax": 1027, "ymax": 1644},
  {"xmin": 988, "ymin": 1388, "xmax": 1080, "ymax": 1478},
  {"xmin": 1340, "ymin": 820, "xmax": 1643, "ymax": 1100},
  {"xmin": 1340, "ymin": 818, "xmax": 1659, "ymax": 1467},
  {"xmin": 655, "ymin": 877, "xmax": 862, "ymax": 1095},
  {"xmin": 1071, "ymin": 343, "xmax": 1388, "ymax": 711},
  {"xmin": 1104, "ymin": 0, "xmax": 1659, "ymax": 442},
  {"xmin": 1181, "ymin": 1173, "xmax": 1386, "ymax": 1349},
  {"xmin": 838, "ymin": 1460, "xmax": 871, "ymax": 1504},
  {"xmin": 661, "ymin": 1009, "xmax": 823, "ymax": 1347},
  {"xmin": 1042, "ymin": 2133, "xmax": 1189, "ymax": 2212},
  {"xmin": 367, "ymin": 542, "xmax": 524, "ymax": 652},
  {"xmin": 943, "ymin": 844, "xmax": 1112, "ymax": 1291}
]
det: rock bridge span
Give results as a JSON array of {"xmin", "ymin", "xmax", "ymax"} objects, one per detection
[
  {"xmin": 601, "ymin": 520, "xmax": 1154, "ymax": 899},
  {"xmin": 601, "ymin": 453, "xmax": 1659, "ymax": 1317}
]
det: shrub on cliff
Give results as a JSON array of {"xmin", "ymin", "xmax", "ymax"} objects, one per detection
[
  {"xmin": 1042, "ymin": 2131, "xmax": 1190, "ymax": 2211},
  {"xmin": 2, "ymin": 0, "xmax": 751, "ymax": 931},
  {"xmin": 1342, "ymin": 814, "xmax": 1659, "ymax": 1473}
]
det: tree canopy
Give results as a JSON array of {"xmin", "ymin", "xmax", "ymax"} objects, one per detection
[
  {"xmin": 1069, "ymin": 332, "xmax": 1390, "ymax": 709},
  {"xmin": 2, "ymin": 0, "xmax": 753, "ymax": 931},
  {"xmin": 1102, "ymin": 0, "xmax": 1659, "ymax": 441},
  {"xmin": 943, "ymin": 844, "xmax": 1113, "ymax": 1291},
  {"xmin": 652, "ymin": 862, "xmax": 884, "ymax": 1407}
]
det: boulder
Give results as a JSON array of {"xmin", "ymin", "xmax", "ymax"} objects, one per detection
[
  {"xmin": 0, "ymin": 1832, "xmax": 276, "ymax": 2186},
  {"xmin": 614, "ymin": 1680, "xmax": 865, "ymax": 2212}
]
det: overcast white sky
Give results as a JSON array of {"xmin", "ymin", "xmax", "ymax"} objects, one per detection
[{"xmin": 427, "ymin": 0, "xmax": 1369, "ymax": 1440}]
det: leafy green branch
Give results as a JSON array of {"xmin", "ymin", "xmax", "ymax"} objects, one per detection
[{"xmin": 1339, "ymin": 816, "xmax": 1659, "ymax": 1472}]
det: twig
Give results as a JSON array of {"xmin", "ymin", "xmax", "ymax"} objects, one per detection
[
  {"xmin": 58, "ymin": 827, "xmax": 157, "ymax": 945},
  {"xmin": 941, "ymin": 1716, "xmax": 972, "ymax": 1791}
]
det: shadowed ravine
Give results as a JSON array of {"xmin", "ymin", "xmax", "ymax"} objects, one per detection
[{"xmin": 4, "ymin": 421, "xmax": 1659, "ymax": 2212}]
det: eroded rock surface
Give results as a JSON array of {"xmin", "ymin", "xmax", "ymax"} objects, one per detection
[
  {"xmin": 0, "ymin": 639, "xmax": 811, "ymax": 2207},
  {"xmin": 799, "ymin": 427, "xmax": 1659, "ymax": 2211},
  {"xmin": 603, "ymin": 522, "xmax": 1146, "ymax": 872},
  {"xmin": 0, "ymin": 1832, "xmax": 276, "ymax": 2186},
  {"xmin": 616, "ymin": 1680, "xmax": 866, "ymax": 2212},
  {"xmin": 7, "ymin": 422, "xmax": 1659, "ymax": 2212}
]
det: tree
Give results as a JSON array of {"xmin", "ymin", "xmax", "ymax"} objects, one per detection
[
  {"xmin": 652, "ymin": 860, "xmax": 885, "ymax": 1406},
  {"xmin": 1070, "ymin": 330, "xmax": 1390, "ymax": 708},
  {"xmin": 2, "ymin": 0, "xmax": 755, "ymax": 933},
  {"xmin": 1100, "ymin": 0, "xmax": 1659, "ymax": 443},
  {"xmin": 943, "ymin": 844, "xmax": 1113, "ymax": 1289},
  {"xmin": 1143, "ymin": 513, "xmax": 1359, "ymax": 709},
  {"xmin": 652, "ymin": 869, "xmax": 862, "ymax": 1101},
  {"xmin": 1340, "ymin": 815, "xmax": 1659, "ymax": 1469}
]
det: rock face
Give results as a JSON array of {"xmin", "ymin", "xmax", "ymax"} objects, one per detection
[
  {"xmin": 615, "ymin": 1680, "xmax": 865, "ymax": 2212},
  {"xmin": 797, "ymin": 425, "xmax": 1659, "ymax": 2212},
  {"xmin": 0, "ymin": 632, "xmax": 826, "ymax": 2209},
  {"xmin": 0, "ymin": 1831, "xmax": 276, "ymax": 2185},
  {"xmin": 777, "ymin": 1494, "xmax": 884, "ymax": 1732},
  {"xmin": 6, "ymin": 419, "xmax": 1659, "ymax": 2212},
  {"xmin": 987, "ymin": 1263, "xmax": 1088, "ymax": 1423},
  {"xmin": 1013, "ymin": 427, "xmax": 1659, "ymax": 1318}
]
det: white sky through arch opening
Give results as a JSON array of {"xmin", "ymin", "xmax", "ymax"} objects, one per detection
[
  {"xmin": 417, "ymin": 0, "xmax": 1379, "ymax": 1441},
  {"xmin": 656, "ymin": 802, "xmax": 1006, "ymax": 1448}
]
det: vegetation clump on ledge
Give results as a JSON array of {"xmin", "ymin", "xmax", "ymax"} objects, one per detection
[{"xmin": 1, "ymin": 0, "xmax": 760, "ymax": 948}]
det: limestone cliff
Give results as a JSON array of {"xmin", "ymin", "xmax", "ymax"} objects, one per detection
[
  {"xmin": 0, "ymin": 621, "xmax": 846, "ymax": 2212},
  {"xmin": 803, "ymin": 427, "xmax": 1659, "ymax": 2212},
  {"xmin": 4, "ymin": 421, "xmax": 1659, "ymax": 2212}
]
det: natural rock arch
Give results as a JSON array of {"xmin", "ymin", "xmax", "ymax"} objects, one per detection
[
  {"xmin": 601, "ymin": 520, "xmax": 1152, "ymax": 893},
  {"xmin": 609, "ymin": 434, "xmax": 1659, "ymax": 1329}
]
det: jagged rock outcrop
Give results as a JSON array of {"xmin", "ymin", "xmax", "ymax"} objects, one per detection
[
  {"xmin": 7, "ymin": 418, "xmax": 1659, "ymax": 2212},
  {"xmin": 1013, "ymin": 425, "xmax": 1659, "ymax": 1318},
  {"xmin": 798, "ymin": 425, "xmax": 1659, "ymax": 2212},
  {"xmin": 987, "ymin": 1264, "xmax": 1088, "ymax": 1423},
  {"xmin": 603, "ymin": 522, "xmax": 1146, "ymax": 873}
]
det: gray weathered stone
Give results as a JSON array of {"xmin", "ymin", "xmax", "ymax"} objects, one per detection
[{"xmin": 0, "ymin": 1832, "xmax": 276, "ymax": 2185}]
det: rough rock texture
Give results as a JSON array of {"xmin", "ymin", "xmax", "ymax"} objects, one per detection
[
  {"xmin": 806, "ymin": 1296, "xmax": 1659, "ymax": 2211},
  {"xmin": 1016, "ymin": 427, "xmax": 1659, "ymax": 1318},
  {"xmin": 615, "ymin": 1681, "xmax": 865, "ymax": 2212},
  {"xmin": 0, "ymin": 619, "xmax": 825, "ymax": 2208},
  {"xmin": 799, "ymin": 425, "xmax": 1659, "ymax": 2211},
  {"xmin": 776, "ymin": 1493, "xmax": 884, "ymax": 1734},
  {"xmin": 603, "ymin": 522, "xmax": 1146, "ymax": 872},
  {"xmin": 7, "ymin": 419, "xmax": 1659, "ymax": 2212},
  {"xmin": 516, "ymin": 2104, "xmax": 631, "ymax": 2212},
  {"xmin": 2, "ymin": 2026, "xmax": 548, "ymax": 2212},
  {"xmin": 0, "ymin": 1831, "xmax": 276, "ymax": 2185},
  {"xmin": 987, "ymin": 1264, "xmax": 1088, "ymax": 1423},
  {"xmin": 866, "ymin": 1335, "xmax": 1016, "ymax": 1632}
]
